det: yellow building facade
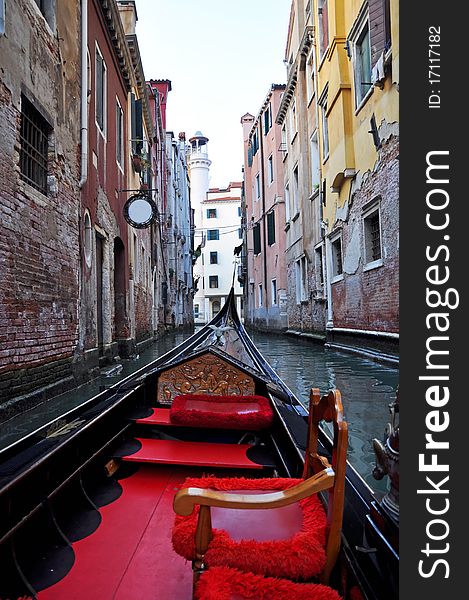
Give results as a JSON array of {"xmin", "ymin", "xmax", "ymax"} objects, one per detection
[{"xmin": 277, "ymin": 0, "xmax": 399, "ymax": 354}]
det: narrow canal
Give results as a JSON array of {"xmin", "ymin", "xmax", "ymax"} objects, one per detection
[{"xmin": 0, "ymin": 330, "xmax": 398, "ymax": 493}]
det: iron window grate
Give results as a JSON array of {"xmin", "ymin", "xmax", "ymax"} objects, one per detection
[
  {"xmin": 370, "ymin": 213, "xmax": 381, "ymax": 261},
  {"xmin": 20, "ymin": 96, "xmax": 49, "ymax": 195}
]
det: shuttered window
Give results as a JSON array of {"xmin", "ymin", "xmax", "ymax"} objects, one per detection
[
  {"xmin": 369, "ymin": 0, "xmax": 392, "ymax": 65},
  {"xmin": 253, "ymin": 223, "xmax": 261, "ymax": 255},
  {"xmin": 131, "ymin": 93, "xmax": 143, "ymax": 154},
  {"xmin": 267, "ymin": 211, "xmax": 276, "ymax": 246}
]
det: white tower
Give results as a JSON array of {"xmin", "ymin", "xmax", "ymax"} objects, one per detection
[{"xmin": 188, "ymin": 131, "xmax": 211, "ymax": 324}]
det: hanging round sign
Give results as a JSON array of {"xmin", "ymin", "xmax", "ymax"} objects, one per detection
[{"xmin": 123, "ymin": 193, "xmax": 158, "ymax": 229}]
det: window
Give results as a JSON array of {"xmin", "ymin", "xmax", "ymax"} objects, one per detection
[
  {"xmin": 131, "ymin": 93, "xmax": 143, "ymax": 154},
  {"xmin": 363, "ymin": 202, "xmax": 382, "ymax": 268},
  {"xmin": 194, "ymin": 303, "xmax": 200, "ymax": 318},
  {"xmin": 33, "ymin": 0, "xmax": 56, "ymax": 29},
  {"xmin": 210, "ymin": 251, "xmax": 218, "ymax": 264},
  {"xmin": 252, "ymin": 130, "xmax": 259, "ymax": 156},
  {"xmin": 238, "ymin": 228, "xmax": 243, "ymax": 239},
  {"xmin": 116, "ymin": 99, "xmax": 124, "ymax": 168},
  {"xmin": 267, "ymin": 211, "xmax": 276, "ymax": 246},
  {"xmin": 281, "ymin": 125, "xmax": 288, "ymax": 160},
  {"xmin": 292, "ymin": 165, "xmax": 299, "ymax": 216},
  {"xmin": 271, "ymin": 279, "xmax": 278, "ymax": 306},
  {"xmin": 258, "ymin": 284, "xmax": 263, "ymax": 308},
  {"xmin": 238, "ymin": 206, "xmax": 242, "ymax": 217},
  {"xmin": 209, "ymin": 275, "xmax": 218, "ymax": 288},
  {"xmin": 319, "ymin": 91, "xmax": 329, "ymax": 159},
  {"xmin": 255, "ymin": 173, "xmax": 261, "ymax": 199},
  {"xmin": 310, "ymin": 133, "xmax": 320, "ymax": 193},
  {"xmin": 352, "ymin": 19, "xmax": 372, "ymax": 107},
  {"xmin": 318, "ymin": 0, "xmax": 329, "ymax": 59},
  {"xmin": 207, "ymin": 208, "xmax": 217, "ymax": 219},
  {"xmin": 285, "ymin": 183, "xmax": 290, "ymax": 222},
  {"xmin": 315, "ymin": 244, "xmax": 324, "ymax": 290},
  {"xmin": 253, "ymin": 222, "xmax": 261, "ymax": 255},
  {"xmin": 19, "ymin": 95, "xmax": 50, "ymax": 195},
  {"xmin": 295, "ymin": 256, "xmax": 308, "ymax": 303},
  {"xmin": 267, "ymin": 155, "xmax": 274, "ymax": 184},
  {"xmin": 207, "ymin": 229, "xmax": 219, "ymax": 241},
  {"xmin": 290, "ymin": 99, "xmax": 297, "ymax": 140},
  {"xmin": 95, "ymin": 45, "xmax": 106, "ymax": 134},
  {"xmin": 306, "ymin": 49, "xmax": 315, "ymax": 102},
  {"xmin": 1, "ymin": 0, "xmax": 5, "ymax": 36},
  {"xmin": 133, "ymin": 233, "xmax": 139, "ymax": 280},
  {"xmin": 212, "ymin": 300, "xmax": 221, "ymax": 316},
  {"xmin": 263, "ymin": 103, "xmax": 272, "ymax": 134},
  {"xmin": 331, "ymin": 235, "xmax": 343, "ymax": 279}
]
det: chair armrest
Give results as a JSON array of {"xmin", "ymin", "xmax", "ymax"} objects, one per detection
[{"xmin": 173, "ymin": 467, "xmax": 334, "ymax": 516}]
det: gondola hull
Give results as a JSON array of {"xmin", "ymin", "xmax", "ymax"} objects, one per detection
[{"xmin": 0, "ymin": 290, "xmax": 398, "ymax": 600}]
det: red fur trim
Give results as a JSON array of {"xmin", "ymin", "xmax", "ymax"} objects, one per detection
[
  {"xmin": 172, "ymin": 476, "xmax": 327, "ymax": 580},
  {"xmin": 195, "ymin": 566, "xmax": 343, "ymax": 600},
  {"xmin": 170, "ymin": 395, "xmax": 274, "ymax": 430}
]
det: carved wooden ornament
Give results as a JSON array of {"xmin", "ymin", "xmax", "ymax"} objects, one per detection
[{"xmin": 157, "ymin": 353, "xmax": 255, "ymax": 404}]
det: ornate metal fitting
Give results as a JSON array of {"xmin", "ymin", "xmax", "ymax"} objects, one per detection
[{"xmin": 373, "ymin": 389, "xmax": 399, "ymax": 524}]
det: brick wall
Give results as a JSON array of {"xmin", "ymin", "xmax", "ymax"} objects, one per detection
[
  {"xmin": 0, "ymin": 1, "xmax": 81, "ymax": 412},
  {"xmin": 332, "ymin": 135, "xmax": 399, "ymax": 333}
]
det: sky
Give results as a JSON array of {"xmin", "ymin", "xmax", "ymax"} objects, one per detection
[{"xmin": 135, "ymin": 0, "xmax": 292, "ymax": 188}]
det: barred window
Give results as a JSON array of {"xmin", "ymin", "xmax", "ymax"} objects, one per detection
[
  {"xmin": 20, "ymin": 95, "xmax": 50, "ymax": 195},
  {"xmin": 363, "ymin": 204, "xmax": 382, "ymax": 266},
  {"xmin": 331, "ymin": 236, "xmax": 343, "ymax": 278}
]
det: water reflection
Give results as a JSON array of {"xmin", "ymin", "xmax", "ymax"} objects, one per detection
[
  {"xmin": 250, "ymin": 332, "xmax": 398, "ymax": 491},
  {"xmin": 0, "ymin": 330, "xmax": 398, "ymax": 492}
]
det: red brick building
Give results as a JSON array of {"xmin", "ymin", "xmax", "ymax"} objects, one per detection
[{"xmin": 0, "ymin": 0, "xmax": 82, "ymax": 416}]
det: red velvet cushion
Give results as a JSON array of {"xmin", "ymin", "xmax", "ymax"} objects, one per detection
[
  {"xmin": 195, "ymin": 566, "xmax": 343, "ymax": 600},
  {"xmin": 170, "ymin": 394, "xmax": 274, "ymax": 430},
  {"xmin": 172, "ymin": 476, "xmax": 327, "ymax": 580}
]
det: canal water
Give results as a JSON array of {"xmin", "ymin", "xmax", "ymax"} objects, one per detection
[{"xmin": 0, "ymin": 330, "xmax": 398, "ymax": 493}]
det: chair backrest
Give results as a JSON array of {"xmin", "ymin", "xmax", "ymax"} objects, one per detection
[{"xmin": 303, "ymin": 388, "xmax": 348, "ymax": 584}]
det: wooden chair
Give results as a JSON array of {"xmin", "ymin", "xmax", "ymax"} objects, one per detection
[{"xmin": 172, "ymin": 388, "xmax": 348, "ymax": 595}]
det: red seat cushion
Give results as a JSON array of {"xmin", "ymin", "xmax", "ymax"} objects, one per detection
[
  {"xmin": 170, "ymin": 394, "xmax": 274, "ymax": 430},
  {"xmin": 172, "ymin": 476, "xmax": 327, "ymax": 580},
  {"xmin": 195, "ymin": 566, "xmax": 343, "ymax": 600}
]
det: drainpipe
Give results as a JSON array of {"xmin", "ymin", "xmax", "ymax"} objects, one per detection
[
  {"xmin": 258, "ymin": 119, "xmax": 269, "ymax": 313},
  {"xmin": 79, "ymin": 0, "xmax": 88, "ymax": 189}
]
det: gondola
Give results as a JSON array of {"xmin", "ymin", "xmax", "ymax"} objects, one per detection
[{"xmin": 0, "ymin": 289, "xmax": 398, "ymax": 600}]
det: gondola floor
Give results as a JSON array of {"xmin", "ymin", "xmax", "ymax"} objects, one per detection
[{"xmin": 38, "ymin": 465, "xmax": 195, "ymax": 599}]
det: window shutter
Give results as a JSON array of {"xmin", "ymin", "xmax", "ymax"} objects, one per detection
[
  {"xmin": 369, "ymin": 0, "xmax": 391, "ymax": 66},
  {"xmin": 131, "ymin": 93, "xmax": 137, "ymax": 153},
  {"xmin": 135, "ymin": 98, "xmax": 143, "ymax": 154},
  {"xmin": 267, "ymin": 211, "xmax": 276, "ymax": 245},
  {"xmin": 253, "ymin": 223, "xmax": 261, "ymax": 255}
]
